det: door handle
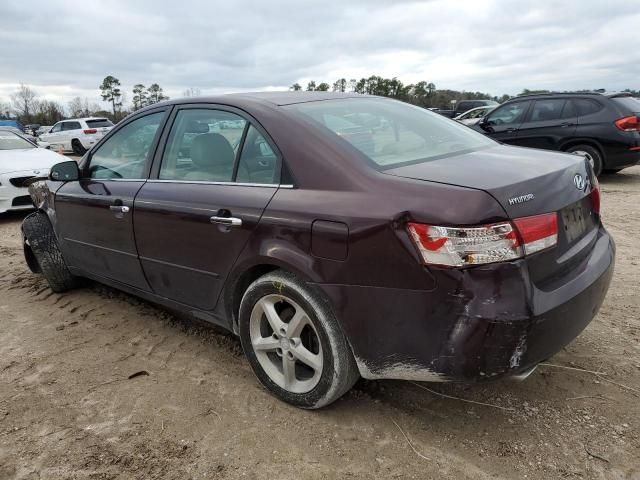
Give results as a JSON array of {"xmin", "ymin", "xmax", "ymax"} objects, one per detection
[
  {"xmin": 210, "ymin": 216, "xmax": 242, "ymax": 227},
  {"xmin": 110, "ymin": 205, "xmax": 130, "ymax": 214},
  {"xmin": 560, "ymin": 122, "xmax": 574, "ymax": 128},
  {"xmin": 506, "ymin": 128, "xmax": 518, "ymax": 133}
]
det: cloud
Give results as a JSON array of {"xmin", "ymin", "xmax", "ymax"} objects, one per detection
[{"xmin": 0, "ymin": 0, "xmax": 638, "ymax": 107}]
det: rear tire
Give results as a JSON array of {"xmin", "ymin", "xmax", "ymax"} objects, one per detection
[
  {"xmin": 71, "ymin": 139, "xmax": 86, "ymax": 156},
  {"xmin": 238, "ymin": 270, "xmax": 359, "ymax": 409},
  {"xmin": 566, "ymin": 144, "xmax": 603, "ymax": 176},
  {"xmin": 22, "ymin": 212, "xmax": 80, "ymax": 293}
]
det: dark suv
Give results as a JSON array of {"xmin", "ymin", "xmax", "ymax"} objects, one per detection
[{"xmin": 473, "ymin": 92, "xmax": 640, "ymax": 175}]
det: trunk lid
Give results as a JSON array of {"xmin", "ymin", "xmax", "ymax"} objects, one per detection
[
  {"xmin": 383, "ymin": 145, "xmax": 591, "ymax": 218},
  {"xmin": 384, "ymin": 144, "xmax": 600, "ymax": 286}
]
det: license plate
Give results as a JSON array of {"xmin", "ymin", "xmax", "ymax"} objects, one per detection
[{"xmin": 562, "ymin": 204, "xmax": 588, "ymax": 243}]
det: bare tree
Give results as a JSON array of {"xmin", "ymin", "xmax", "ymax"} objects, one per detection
[
  {"xmin": 10, "ymin": 84, "xmax": 38, "ymax": 122},
  {"xmin": 132, "ymin": 84, "xmax": 147, "ymax": 110},
  {"xmin": 68, "ymin": 97, "xmax": 91, "ymax": 117},
  {"xmin": 0, "ymin": 101, "xmax": 11, "ymax": 119}
]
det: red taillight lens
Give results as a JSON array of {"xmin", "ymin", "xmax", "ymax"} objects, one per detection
[
  {"xmin": 407, "ymin": 213, "xmax": 558, "ymax": 267},
  {"xmin": 512, "ymin": 213, "xmax": 558, "ymax": 255},
  {"xmin": 614, "ymin": 116, "xmax": 640, "ymax": 132},
  {"xmin": 83, "ymin": 129, "xmax": 98, "ymax": 134}
]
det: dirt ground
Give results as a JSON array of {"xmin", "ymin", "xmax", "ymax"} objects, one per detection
[{"xmin": 0, "ymin": 166, "xmax": 639, "ymax": 480}]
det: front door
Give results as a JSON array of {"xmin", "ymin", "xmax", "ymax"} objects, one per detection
[
  {"xmin": 478, "ymin": 100, "xmax": 531, "ymax": 144},
  {"xmin": 55, "ymin": 109, "xmax": 168, "ymax": 290},
  {"xmin": 134, "ymin": 107, "xmax": 281, "ymax": 310},
  {"xmin": 513, "ymin": 98, "xmax": 577, "ymax": 150}
]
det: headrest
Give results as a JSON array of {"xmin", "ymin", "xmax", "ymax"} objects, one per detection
[{"xmin": 190, "ymin": 133, "xmax": 235, "ymax": 168}]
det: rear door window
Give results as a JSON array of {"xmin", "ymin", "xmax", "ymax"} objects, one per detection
[
  {"xmin": 63, "ymin": 122, "xmax": 81, "ymax": 131},
  {"xmin": 236, "ymin": 125, "xmax": 279, "ymax": 184},
  {"xmin": 159, "ymin": 109, "xmax": 247, "ymax": 182},
  {"xmin": 528, "ymin": 99, "xmax": 565, "ymax": 122}
]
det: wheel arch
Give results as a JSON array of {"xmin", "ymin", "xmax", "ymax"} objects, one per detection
[
  {"xmin": 223, "ymin": 256, "xmax": 319, "ymax": 334},
  {"xmin": 560, "ymin": 138, "xmax": 606, "ymax": 162}
]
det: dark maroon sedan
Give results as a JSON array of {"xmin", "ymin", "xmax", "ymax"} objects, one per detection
[{"xmin": 22, "ymin": 92, "xmax": 614, "ymax": 408}]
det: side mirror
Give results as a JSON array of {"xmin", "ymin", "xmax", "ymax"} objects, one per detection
[{"xmin": 49, "ymin": 160, "xmax": 79, "ymax": 182}]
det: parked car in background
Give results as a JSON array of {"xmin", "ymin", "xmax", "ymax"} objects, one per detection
[
  {"xmin": 0, "ymin": 126, "xmax": 38, "ymax": 144},
  {"xmin": 454, "ymin": 105, "xmax": 497, "ymax": 126},
  {"xmin": 453, "ymin": 99, "xmax": 498, "ymax": 117},
  {"xmin": 36, "ymin": 126, "xmax": 52, "ymax": 136},
  {"xmin": 39, "ymin": 117, "xmax": 114, "ymax": 155},
  {"xmin": 23, "ymin": 92, "xmax": 613, "ymax": 408},
  {"xmin": 473, "ymin": 92, "xmax": 640, "ymax": 175},
  {"xmin": 0, "ymin": 130, "xmax": 63, "ymax": 213}
]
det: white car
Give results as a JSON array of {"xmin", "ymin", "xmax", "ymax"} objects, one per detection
[
  {"xmin": 39, "ymin": 117, "xmax": 114, "ymax": 155},
  {"xmin": 454, "ymin": 105, "xmax": 497, "ymax": 126},
  {"xmin": 0, "ymin": 131, "xmax": 64, "ymax": 214}
]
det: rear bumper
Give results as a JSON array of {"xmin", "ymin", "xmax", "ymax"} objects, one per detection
[{"xmin": 318, "ymin": 227, "xmax": 615, "ymax": 382}]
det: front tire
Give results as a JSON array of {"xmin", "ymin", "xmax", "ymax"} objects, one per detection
[
  {"xmin": 238, "ymin": 271, "xmax": 359, "ymax": 409},
  {"xmin": 22, "ymin": 212, "xmax": 80, "ymax": 292},
  {"xmin": 566, "ymin": 144, "xmax": 603, "ymax": 176},
  {"xmin": 71, "ymin": 139, "xmax": 86, "ymax": 155}
]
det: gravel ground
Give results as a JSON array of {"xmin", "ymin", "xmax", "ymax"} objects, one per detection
[{"xmin": 0, "ymin": 165, "xmax": 638, "ymax": 480}]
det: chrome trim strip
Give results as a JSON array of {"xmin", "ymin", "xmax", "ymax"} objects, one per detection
[{"xmin": 146, "ymin": 179, "xmax": 282, "ymax": 188}]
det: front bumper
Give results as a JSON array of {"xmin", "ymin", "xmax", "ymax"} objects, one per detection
[
  {"xmin": 0, "ymin": 169, "xmax": 46, "ymax": 213},
  {"xmin": 318, "ymin": 227, "xmax": 615, "ymax": 382}
]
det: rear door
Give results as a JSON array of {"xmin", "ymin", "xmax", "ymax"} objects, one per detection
[
  {"xmin": 134, "ymin": 106, "xmax": 280, "ymax": 310},
  {"xmin": 514, "ymin": 98, "xmax": 577, "ymax": 150},
  {"xmin": 54, "ymin": 109, "xmax": 169, "ymax": 289},
  {"xmin": 477, "ymin": 100, "xmax": 531, "ymax": 144}
]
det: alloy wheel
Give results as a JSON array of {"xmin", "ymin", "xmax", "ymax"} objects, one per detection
[{"xmin": 249, "ymin": 294, "xmax": 323, "ymax": 394}]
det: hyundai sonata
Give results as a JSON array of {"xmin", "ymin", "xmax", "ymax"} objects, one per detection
[{"xmin": 22, "ymin": 92, "xmax": 614, "ymax": 408}]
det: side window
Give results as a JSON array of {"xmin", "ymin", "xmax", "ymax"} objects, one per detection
[
  {"xmin": 236, "ymin": 126, "xmax": 279, "ymax": 184},
  {"xmin": 87, "ymin": 111, "xmax": 164, "ymax": 180},
  {"xmin": 528, "ymin": 99, "xmax": 565, "ymax": 122},
  {"xmin": 561, "ymin": 100, "xmax": 577, "ymax": 119},
  {"xmin": 486, "ymin": 101, "xmax": 530, "ymax": 126},
  {"xmin": 574, "ymin": 99, "xmax": 602, "ymax": 117},
  {"xmin": 50, "ymin": 123, "xmax": 62, "ymax": 133},
  {"xmin": 159, "ymin": 109, "xmax": 247, "ymax": 182},
  {"xmin": 63, "ymin": 122, "xmax": 81, "ymax": 131}
]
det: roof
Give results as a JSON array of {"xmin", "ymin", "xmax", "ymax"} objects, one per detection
[
  {"xmin": 143, "ymin": 91, "xmax": 366, "ymax": 112},
  {"xmin": 515, "ymin": 91, "xmax": 636, "ymax": 99}
]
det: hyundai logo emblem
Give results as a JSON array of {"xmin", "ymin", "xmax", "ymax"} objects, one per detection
[{"xmin": 573, "ymin": 174, "xmax": 585, "ymax": 191}]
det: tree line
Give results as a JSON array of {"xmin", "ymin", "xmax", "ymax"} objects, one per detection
[
  {"xmin": 2, "ymin": 74, "xmax": 638, "ymax": 126},
  {"xmin": 290, "ymin": 76, "xmax": 512, "ymax": 109}
]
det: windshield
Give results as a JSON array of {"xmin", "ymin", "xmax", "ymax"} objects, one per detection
[
  {"xmin": 286, "ymin": 98, "xmax": 495, "ymax": 169},
  {"xmin": 0, "ymin": 133, "xmax": 36, "ymax": 150}
]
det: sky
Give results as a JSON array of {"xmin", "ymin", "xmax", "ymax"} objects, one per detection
[{"xmin": 1, "ymin": 0, "xmax": 639, "ymax": 109}]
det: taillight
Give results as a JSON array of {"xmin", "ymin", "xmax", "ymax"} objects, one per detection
[
  {"xmin": 512, "ymin": 213, "xmax": 558, "ymax": 255},
  {"xmin": 83, "ymin": 129, "xmax": 98, "ymax": 134},
  {"xmin": 407, "ymin": 213, "xmax": 558, "ymax": 267},
  {"xmin": 614, "ymin": 116, "xmax": 640, "ymax": 132}
]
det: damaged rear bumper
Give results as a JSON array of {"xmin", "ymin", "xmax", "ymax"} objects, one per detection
[{"xmin": 318, "ymin": 228, "xmax": 615, "ymax": 382}]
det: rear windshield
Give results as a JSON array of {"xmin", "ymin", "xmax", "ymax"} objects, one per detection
[
  {"xmin": 612, "ymin": 96, "xmax": 640, "ymax": 113},
  {"xmin": 287, "ymin": 98, "xmax": 495, "ymax": 169},
  {"xmin": 86, "ymin": 119, "xmax": 114, "ymax": 128}
]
